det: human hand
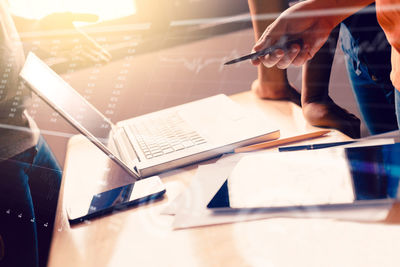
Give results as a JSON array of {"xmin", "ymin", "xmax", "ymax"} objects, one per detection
[
  {"xmin": 34, "ymin": 12, "xmax": 111, "ymax": 63},
  {"xmin": 302, "ymin": 99, "xmax": 361, "ymax": 139},
  {"xmin": 251, "ymin": 1, "xmax": 338, "ymax": 69}
]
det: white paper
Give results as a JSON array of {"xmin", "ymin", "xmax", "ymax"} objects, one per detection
[
  {"xmin": 172, "ymin": 204, "xmax": 391, "ymax": 229},
  {"xmin": 162, "ymin": 153, "xmax": 245, "ymax": 215},
  {"xmin": 227, "ymin": 149, "xmax": 354, "ymax": 208},
  {"xmin": 168, "ymin": 139, "xmax": 395, "ymax": 229}
]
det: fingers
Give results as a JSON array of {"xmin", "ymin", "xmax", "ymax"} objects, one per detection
[
  {"xmin": 254, "ymin": 30, "xmax": 273, "ymax": 52},
  {"xmin": 251, "ymin": 22, "xmax": 280, "ymax": 65},
  {"xmin": 255, "ymin": 38, "xmax": 322, "ymax": 69},
  {"xmin": 258, "ymin": 42, "xmax": 304, "ymax": 69},
  {"xmin": 252, "ymin": 26, "xmax": 309, "ymax": 69},
  {"xmin": 259, "ymin": 49, "xmax": 284, "ymax": 68},
  {"xmin": 276, "ymin": 43, "xmax": 300, "ymax": 69},
  {"xmin": 250, "ymin": 20, "xmax": 329, "ymax": 68},
  {"xmin": 251, "ymin": 58, "xmax": 261, "ymax": 66},
  {"xmin": 291, "ymin": 43, "xmax": 311, "ymax": 66}
]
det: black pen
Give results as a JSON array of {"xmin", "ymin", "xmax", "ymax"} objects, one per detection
[
  {"xmin": 278, "ymin": 141, "xmax": 356, "ymax": 152},
  {"xmin": 224, "ymin": 39, "xmax": 303, "ymax": 65}
]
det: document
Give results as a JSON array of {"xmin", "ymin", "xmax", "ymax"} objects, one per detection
[
  {"xmin": 167, "ymin": 139, "xmax": 395, "ymax": 230},
  {"xmin": 162, "ymin": 153, "xmax": 244, "ymax": 216},
  {"xmin": 227, "ymin": 149, "xmax": 355, "ymax": 208}
]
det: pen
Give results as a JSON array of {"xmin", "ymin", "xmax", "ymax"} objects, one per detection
[
  {"xmin": 278, "ymin": 140, "xmax": 356, "ymax": 152},
  {"xmin": 234, "ymin": 130, "xmax": 330, "ymax": 153},
  {"xmin": 224, "ymin": 39, "xmax": 303, "ymax": 65}
]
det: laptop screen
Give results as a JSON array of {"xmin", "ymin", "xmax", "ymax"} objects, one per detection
[{"xmin": 20, "ymin": 52, "xmax": 114, "ymax": 147}]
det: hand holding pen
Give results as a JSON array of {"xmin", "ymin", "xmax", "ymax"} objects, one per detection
[
  {"xmin": 224, "ymin": 38, "xmax": 303, "ymax": 65},
  {"xmin": 226, "ymin": 1, "xmax": 344, "ymax": 69},
  {"xmin": 248, "ymin": 1, "xmax": 345, "ymax": 69}
]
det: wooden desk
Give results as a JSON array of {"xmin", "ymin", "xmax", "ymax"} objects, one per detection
[{"xmin": 48, "ymin": 91, "xmax": 400, "ymax": 267}]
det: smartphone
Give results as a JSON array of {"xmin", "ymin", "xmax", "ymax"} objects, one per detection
[{"xmin": 68, "ymin": 176, "xmax": 166, "ymax": 224}]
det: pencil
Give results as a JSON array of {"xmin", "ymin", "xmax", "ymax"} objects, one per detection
[{"xmin": 234, "ymin": 130, "xmax": 331, "ymax": 153}]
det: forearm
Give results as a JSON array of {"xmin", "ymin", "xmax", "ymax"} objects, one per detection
[
  {"xmin": 248, "ymin": 0, "xmax": 290, "ymax": 95},
  {"xmin": 299, "ymin": 0, "xmax": 375, "ymax": 28},
  {"xmin": 301, "ymin": 25, "xmax": 361, "ymax": 138},
  {"xmin": 301, "ymin": 25, "xmax": 340, "ymax": 105}
]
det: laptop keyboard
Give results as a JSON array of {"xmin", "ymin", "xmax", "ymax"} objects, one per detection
[{"xmin": 126, "ymin": 113, "xmax": 207, "ymax": 159}]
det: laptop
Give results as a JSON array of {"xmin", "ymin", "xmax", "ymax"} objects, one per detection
[{"xmin": 20, "ymin": 52, "xmax": 279, "ymax": 179}]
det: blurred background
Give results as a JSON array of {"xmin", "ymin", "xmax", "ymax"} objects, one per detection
[{"xmin": 10, "ymin": 0, "xmax": 360, "ymax": 167}]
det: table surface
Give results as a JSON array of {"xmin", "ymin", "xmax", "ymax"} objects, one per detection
[{"xmin": 48, "ymin": 91, "xmax": 400, "ymax": 267}]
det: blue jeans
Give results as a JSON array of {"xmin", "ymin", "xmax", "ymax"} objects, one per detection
[
  {"xmin": 340, "ymin": 23, "xmax": 398, "ymax": 135},
  {"xmin": 395, "ymin": 89, "xmax": 400, "ymax": 129},
  {"xmin": 0, "ymin": 136, "xmax": 62, "ymax": 267}
]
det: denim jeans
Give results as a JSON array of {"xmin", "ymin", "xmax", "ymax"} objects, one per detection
[
  {"xmin": 0, "ymin": 136, "xmax": 62, "ymax": 267},
  {"xmin": 340, "ymin": 22, "xmax": 398, "ymax": 135},
  {"xmin": 395, "ymin": 89, "xmax": 400, "ymax": 129}
]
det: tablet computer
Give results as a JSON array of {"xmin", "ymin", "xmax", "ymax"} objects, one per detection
[{"xmin": 207, "ymin": 143, "xmax": 400, "ymax": 212}]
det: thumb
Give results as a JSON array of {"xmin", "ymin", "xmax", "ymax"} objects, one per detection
[
  {"xmin": 253, "ymin": 18, "xmax": 289, "ymax": 52},
  {"xmin": 253, "ymin": 26, "xmax": 275, "ymax": 52}
]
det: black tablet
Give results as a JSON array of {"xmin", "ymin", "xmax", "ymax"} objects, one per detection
[{"xmin": 207, "ymin": 143, "xmax": 400, "ymax": 212}]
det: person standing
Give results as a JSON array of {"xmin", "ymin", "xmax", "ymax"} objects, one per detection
[{"xmin": 251, "ymin": 0, "xmax": 400, "ymax": 129}]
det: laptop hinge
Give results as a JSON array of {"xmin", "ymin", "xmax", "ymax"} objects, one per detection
[{"xmin": 112, "ymin": 128, "xmax": 140, "ymax": 170}]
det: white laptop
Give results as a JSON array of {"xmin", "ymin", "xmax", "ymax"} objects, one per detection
[{"xmin": 20, "ymin": 52, "xmax": 279, "ymax": 179}]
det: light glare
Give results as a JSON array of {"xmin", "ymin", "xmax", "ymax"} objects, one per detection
[{"xmin": 9, "ymin": 0, "xmax": 136, "ymax": 22}]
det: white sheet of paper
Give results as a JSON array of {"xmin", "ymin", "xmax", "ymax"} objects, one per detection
[
  {"xmin": 227, "ymin": 149, "xmax": 354, "ymax": 208},
  {"xmin": 162, "ymin": 153, "xmax": 244, "ymax": 215},
  {"xmin": 168, "ymin": 139, "xmax": 395, "ymax": 229},
  {"xmin": 172, "ymin": 204, "xmax": 391, "ymax": 229}
]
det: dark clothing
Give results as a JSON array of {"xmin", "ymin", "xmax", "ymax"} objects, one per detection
[
  {"xmin": 340, "ymin": 4, "xmax": 398, "ymax": 134},
  {"xmin": 0, "ymin": 136, "xmax": 62, "ymax": 267}
]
